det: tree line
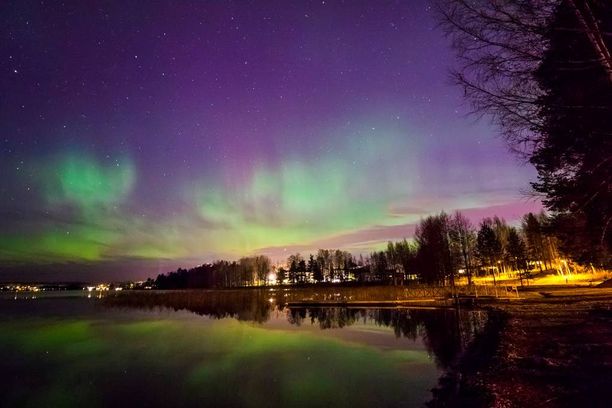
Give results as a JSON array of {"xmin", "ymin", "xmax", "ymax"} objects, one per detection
[
  {"xmin": 154, "ymin": 255, "xmax": 271, "ymax": 289},
  {"xmin": 152, "ymin": 211, "xmax": 560, "ymax": 289}
]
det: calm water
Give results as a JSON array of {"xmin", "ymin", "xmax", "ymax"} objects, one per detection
[{"xmin": 0, "ymin": 291, "xmax": 486, "ymax": 407}]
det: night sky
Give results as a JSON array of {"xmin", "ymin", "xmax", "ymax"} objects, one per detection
[{"xmin": 1, "ymin": 0, "xmax": 540, "ymax": 281}]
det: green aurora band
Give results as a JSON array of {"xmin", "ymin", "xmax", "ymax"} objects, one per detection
[{"xmin": 0, "ymin": 128, "xmax": 534, "ymax": 271}]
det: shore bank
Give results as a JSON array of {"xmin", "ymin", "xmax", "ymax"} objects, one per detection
[{"xmin": 430, "ymin": 286, "xmax": 612, "ymax": 407}]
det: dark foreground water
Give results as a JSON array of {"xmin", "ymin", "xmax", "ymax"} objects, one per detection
[{"xmin": 0, "ymin": 291, "xmax": 486, "ymax": 407}]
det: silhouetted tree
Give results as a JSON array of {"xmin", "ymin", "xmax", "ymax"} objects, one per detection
[
  {"xmin": 370, "ymin": 251, "xmax": 388, "ymax": 282},
  {"xmin": 254, "ymin": 255, "xmax": 271, "ymax": 286},
  {"xmin": 287, "ymin": 253, "xmax": 303, "ymax": 284},
  {"xmin": 476, "ymin": 220, "xmax": 502, "ymax": 284},
  {"xmin": 276, "ymin": 267, "xmax": 287, "ymax": 285},
  {"xmin": 386, "ymin": 239, "xmax": 417, "ymax": 285},
  {"xmin": 531, "ymin": 1, "xmax": 612, "ymax": 267},
  {"xmin": 297, "ymin": 259, "xmax": 307, "ymax": 283},
  {"xmin": 507, "ymin": 227, "xmax": 529, "ymax": 285},
  {"xmin": 309, "ymin": 254, "xmax": 323, "ymax": 283},
  {"xmin": 415, "ymin": 213, "xmax": 453, "ymax": 285},
  {"xmin": 522, "ymin": 212, "xmax": 545, "ymax": 271},
  {"xmin": 448, "ymin": 211, "xmax": 476, "ymax": 285}
]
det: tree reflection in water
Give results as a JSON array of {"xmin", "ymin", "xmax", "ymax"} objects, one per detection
[
  {"xmin": 105, "ymin": 289, "xmax": 276, "ymax": 323},
  {"xmin": 104, "ymin": 290, "xmax": 487, "ymax": 369},
  {"xmin": 288, "ymin": 307, "xmax": 487, "ymax": 368}
]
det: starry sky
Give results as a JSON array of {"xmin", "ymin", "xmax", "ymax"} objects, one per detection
[{"xmin": 0, "ymin": 0, "xmax": 541, "ymax": 281}]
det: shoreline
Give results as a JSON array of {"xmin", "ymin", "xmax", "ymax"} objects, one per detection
[{"xmin": 429, "ymin": 286, "xmax": 612, "ymax": 407}]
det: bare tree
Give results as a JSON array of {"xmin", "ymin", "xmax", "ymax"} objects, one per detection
[
  {"xmin": 437, "ymin": 0, "xmax": 556, "ymax": 155},
  {"xmin": 448, "ymin": 211, "xmax": 476, "ymax": 285},
  {"xmin": 438, "ymin": 0, "xmax": 612, "ymax": 154}
]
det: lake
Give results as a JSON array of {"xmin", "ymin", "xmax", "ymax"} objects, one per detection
[{"xmin": 0, "ymin": 290, "xmax": 487, "ymax": 407}]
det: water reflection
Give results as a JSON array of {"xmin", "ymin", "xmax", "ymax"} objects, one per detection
[
  {"xmin": 105, "ymin": 289, "xmax": 277, "ymax": 323},
  {"xmin": 289, "ymin": 307, "xmax": 487, "ymax": 368},
  {"xmin": 0, "ymin": 291, "xmax": 490, "ymax": 407},
  {"xmin": 104, "ymin": 290, "xmax": 487, "ymax": 369}
]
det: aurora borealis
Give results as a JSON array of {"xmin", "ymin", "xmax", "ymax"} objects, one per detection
[{"xmin": 1, "ymin": 0, "xmax": 541, "ymax": 280}]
